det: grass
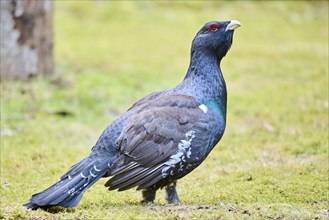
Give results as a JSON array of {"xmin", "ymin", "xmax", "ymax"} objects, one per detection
[{"xmin": 1, "ymin": 1, "xmax": 328, "ymax": 219}]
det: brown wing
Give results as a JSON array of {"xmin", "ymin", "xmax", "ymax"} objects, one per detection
[{"xmin": 105, "ymin": 94, "xmax": 219, "ymax": 191}]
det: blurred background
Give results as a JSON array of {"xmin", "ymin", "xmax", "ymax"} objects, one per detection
[{"xmin": 1, "ymin": 1, "xmax": 328, "ymax": 219}]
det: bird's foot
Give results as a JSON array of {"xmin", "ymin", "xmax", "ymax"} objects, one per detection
[
  {"xmin": 168, "ymin": 197, "xmax": 181, "ymax": 204},
  {"xmin": 141, "ymin": 200, "xmax": 154, "ymax": 204},
  {"xmin": 141, "ymin": 188, "xmax": 156, "ymax": 204},
  {"xmin": 166, "ymin": 181, "xmax": 181, "ymax": 204}
]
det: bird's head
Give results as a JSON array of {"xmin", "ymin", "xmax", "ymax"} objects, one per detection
[{"xmin": 191, "ymin": 20, "xmax": 241, "ymax": 60}]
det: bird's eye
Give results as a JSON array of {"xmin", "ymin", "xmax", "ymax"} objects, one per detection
[{"xmin": 207, "ymin": 24, "xmax": 220, "ymax": 32}]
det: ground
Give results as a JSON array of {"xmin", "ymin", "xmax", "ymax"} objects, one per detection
[{"xmin": 1, "ymin": 1, "xmax": 328, "ymax": 219}]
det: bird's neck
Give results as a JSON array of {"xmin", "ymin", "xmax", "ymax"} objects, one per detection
[{"xmin": 177, "ymin": 50, "xmax": 227, "ymax": 106}]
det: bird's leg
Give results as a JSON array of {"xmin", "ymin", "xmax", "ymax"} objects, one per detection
[
  {"xmin": 165, "ymin": 181, "xmax": 181, "ymax": 204},
  {"xmin": 141, "ymin": 187, "xmax": 156, "ymax": 204}
]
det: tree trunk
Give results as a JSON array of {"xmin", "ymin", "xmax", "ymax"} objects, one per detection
[{"xmin": 0, "ymin": 0, "xmax": 53, "ymax": 80}]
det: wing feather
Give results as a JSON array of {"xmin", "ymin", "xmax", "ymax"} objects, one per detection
[{"xmin": 106, "ymin": 94, "xmax": 221, "ymax": 191}]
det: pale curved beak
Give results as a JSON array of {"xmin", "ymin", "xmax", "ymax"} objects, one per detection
[{"xmin": 226, "ymin": 20, "xmax": 241, "ymax": 31}]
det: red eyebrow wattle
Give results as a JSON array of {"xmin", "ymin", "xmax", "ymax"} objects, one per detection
[{"xmin": 207, "ymin": 24, "xmax": 220, "ymax": 31}]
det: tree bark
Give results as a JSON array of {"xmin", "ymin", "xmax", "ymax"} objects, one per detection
[{"xmin": 0, "ymin": 0, "xmax": 53, "ymax": 80}]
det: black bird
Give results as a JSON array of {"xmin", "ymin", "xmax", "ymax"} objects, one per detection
[{"xmin": 24, "ymin": 20, "xmax": 241, "ymax": 210}]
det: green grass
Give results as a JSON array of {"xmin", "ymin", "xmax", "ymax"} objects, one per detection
[{"xmin": 1, "ymin": 1, "xmax": 328, "ymax": 219}]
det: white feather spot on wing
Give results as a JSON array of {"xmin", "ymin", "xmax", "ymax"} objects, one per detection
[
  {"xmin": 90, "ymin": 169, "xmax": 97, "ymax": 177},
  {"xmin": 199, "ymin": 104, "xmax": 208, "ymax": 113},
  {"xmin": 162, "ymin": 130, "xmax": 196, "ymax": 177},
  {"xmin": 94, "ymin": 165, "xmax": 101, "ymax": 171},
  {"xmin": 80, "ymin": 172, "xmax": 87, "ymax": 178},
  {"xmin": 67, "ymin": 187, "xmax": 75, "ymax": 195}
]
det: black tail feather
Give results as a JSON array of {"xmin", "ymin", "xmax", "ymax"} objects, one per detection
[
  {"xmin": 24, "ymin": 158, "xmax": 109, "ymax": 210},
  {"xmin": 24, "ymin": 202, "xmax": 44, "ymax": 210}
]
